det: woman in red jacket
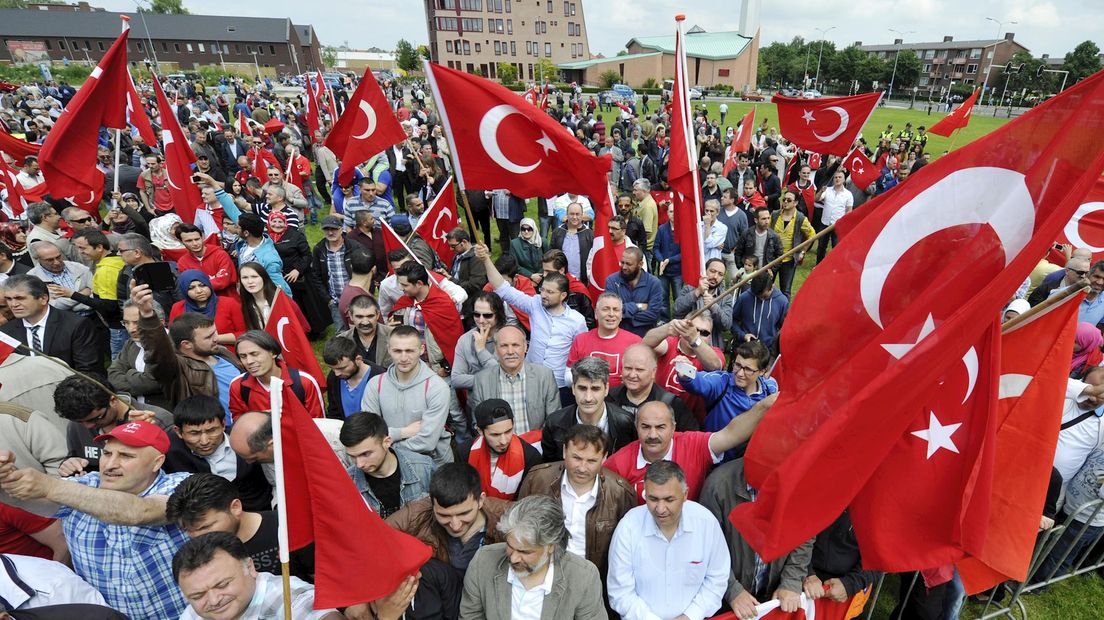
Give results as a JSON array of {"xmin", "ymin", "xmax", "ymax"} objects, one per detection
[{"xmin": 170, "ymin": 270, "xmax": 247, "ymax": 351}]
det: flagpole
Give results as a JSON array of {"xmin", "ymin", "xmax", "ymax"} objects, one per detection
[
  {"xmin": 268, "ymin": 375, "xmax": 293, "ymax": 620},
  {"xmin": 113, "ymin": 15, "xmax": 130, "ymax": 210},
  {"xmin": 422, "ymin": 59, "xmax": 482, "ymax": 245},
  {"xmin": 1001, "ymin": 282, "xmax": 1089, "ymax": 333},
  {"xmin": 685, "ymin": 223, "xmax": 836, "ymax": 321}
]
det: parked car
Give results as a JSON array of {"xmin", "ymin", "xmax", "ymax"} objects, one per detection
[
  {"xmin": 612, "ymin": 84, "xmax": 636, "ymax": 100},
  {"xmin": 688, "ymin": 87, "xmax": 704, "ymax": 100},
  {"xmin": 599, "ymin": 90, "xmax": 624, "ymax": 104},
  {"xmin": 802, "ymin": 89, "xmax": 823, "ymax": 99},
  {"xmin": 779, "ymin": 88, "xmax": 802, "ymax": 97},
  {"xmin": 742, "ymin": 90, "xmax": 766, "ymax": 101}
]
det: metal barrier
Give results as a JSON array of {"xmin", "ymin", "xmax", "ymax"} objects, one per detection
[{"xmin": 851, "ymin": 500, "xmax": 1104, "ymax": 619}]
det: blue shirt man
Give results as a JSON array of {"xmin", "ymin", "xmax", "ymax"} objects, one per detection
[{"xmin": 604, "ymin": 246, "xmax": 665, "ymax": 336}]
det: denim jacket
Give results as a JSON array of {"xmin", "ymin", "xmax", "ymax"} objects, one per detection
[{"xmin": 346, "ymin": 447, "xmax": 433, "ymax": 514}]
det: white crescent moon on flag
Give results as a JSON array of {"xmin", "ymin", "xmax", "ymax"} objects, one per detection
[
  {"xmin": 849, "ymin": 155, "xmax": 866, "ymax": 175},
  {"xmin": 812, "ymin": 106, "xmax": 850, "ymax": 142},
  {"xmin": 478, "ymin": 104, "xmax": 539, "ymax": 174},
  {"xmin": 351, "ymin": 100, "xmax": 378, "ymax": 141},
  {"xmin": 276, "ymin": 317, "xmax": 290, "ymax": 351},
  {"xmin": 961, "ymin": 347, "xmax": 977, "ymax": 404},
  {"xmin": 1064, "ymin": 202, "xmax": 1104, "ymax": 252},
  {"xmin": 860, "ymin": 167, "xmax": 1036, "ymax": 328},
  {"xmin": 431, "ymin": 209, "xmax": 451, "ymax": 241},
  {"xmin": 998, "ymin": 373, "xmax": 1031, "ymax": 399}
]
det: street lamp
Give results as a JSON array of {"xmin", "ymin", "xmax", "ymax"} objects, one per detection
[
  {"xmin": 813, "ymin": 25, "xmax": 836, "ymax": 88},
  {"xmin": 250, "ymin": 50, "xmax": 261, "ymax": 81},
  {"xmin": 985, "ymin": 16, "xmax": 1018, "ymax": 38},
  {"xmin": 131, "ymin": 0, "xmax": 160, "ymax": 71},
  {"xmin": 887, "ymin": 28, "xmax": 915, "ymax": 101}
]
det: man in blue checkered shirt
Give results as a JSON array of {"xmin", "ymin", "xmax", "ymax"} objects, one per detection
[{"xmin": 0, "ymin": 420, "xmax": 192, "ymax": 619}]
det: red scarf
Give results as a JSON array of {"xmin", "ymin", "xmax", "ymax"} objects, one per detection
[
  {"xmin": 391, "ymin": 285, "xmax": 463, "ymax": 366},
  {"xmin": 467, "ymin": 435, "xmax": 526, "ymax": 500},
  {"xmin": 266, "ymin": 211, "xmax": 288, "ymax": 243}
]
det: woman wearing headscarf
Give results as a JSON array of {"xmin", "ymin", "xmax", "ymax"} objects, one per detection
[
  {"xmin": 170, "ymin": 269, "xmax": 246, "ymax": 350},
  {"xmin": 0, "ymin": 221, "xmax": 32, "ymax": 268},
  {"xmin": 267, "ymin": 211, "xmax": 331, "ymax": 338},
  {"xmin": 508, "ymin": 216, "xmax": 544, "ymax": 278},
  {"xmin": 148, "ymin": 212, "xmax": 188, "ymax": 263},
  {"xmin": 1070, "ymin": 322, "xmax": 1104, "ymax": 380}
]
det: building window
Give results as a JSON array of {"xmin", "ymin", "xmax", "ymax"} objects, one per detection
[
  {"xmin": 966, "ymin": 63, "xmax": 978, "ymax": 74},
  {"xmin": 270, "ymin": 45, "xmax": 276, "ymax": 55},
  {"xmin": 494, "ymin": 41, "xmax": 500, "ymax": 54},
  {"xmin": 511, "ymin": 41, "xmax": 516, "ymax": 56},
  {"xmin": 923, "ymin": 64, "xmax": 931, "ymax": 73},
  {"xmin": 235, "ymin": 44, "xmax": 241, "ymax": 53},
  {"xmin": 507, "ymin": 19, "xmax": 512, "ymax": 34},
  {"xmin": 174, "ymin": 43, "xmax": 181, "ymax": 52},
  {"xmin": 43, "ymin": 40, "xmax": 51, "ymax": 50},
  {"xmin": 718, "ymin": 68, "xmax": 730, "ymax": 77},
  {"xmin": 57, "ymin": 39, "xmax": 65, "ymax": 50},
  {"xmin": 257, "ymin": 45, "xmax": 264, "ymax": 55},
  {"xmin": 563, "ymin": 1, "xmax": 569, "ymax": 15},
  {"xmin": 436, "ymin": 17, "xmax": 458, "ymax": 31},
  {"xmin": 570, "ymin": 2, "xmax": 575, "ymax": 15},
  {"xmin": 461, "ymin": 18, "xmax": 483, "ymax": 32},
  {"xmin": 224, "ymin": 44, "xmax": 229, "ymax": 54},
  {"xmin": 463, "ymin": 40, "xmax": 471, "ymax": 55},
  {"xmin": 987, "ymin": 50, "xmax": 994, "ymax": 59},
  {"xmin": 526, "ymin": 41, "xmax": 532, "ymax": 55},
  {"xmin": 198, "ymin": 43, "xmax": 206, "ymax": 52},
  {"xmin": 970, "ymin": 48, "xmax": 981, "ymax": 59},
  {"xmin": 446, "ymin": 40, "xmax": 453, "ymax": 52},
  {"xmin": 83, "ymin": 40, "xmax": 91, "ymax": 50},
  {"xmin": 463, "ymin": 0, "xmax": 483, "ymax": 8},
  {"xmin": 95, "ymin": 41, "xmax": 103, "ymax": 51},
  {"xmin": 546, "ymin": 0, "xmax": 552, "ymax": 12},
  {"xmin": 475, "ymin": 43, "xmax": 480, "ymax": 53},
  {"xmin": 527, "ymin": 63, "xmax": 533, "ymax": 80},
  {"xmin": 186, "ymin": 43, "xmax": 193, "ymax": 52},
  {"xmin": 545, "ymin": 42, "xmax": 551, "ymax": 57},
  {"xmin": 919, "ymin": 77, "xmax": 929, "ymax": 86},
  {"xmin": 162, "ymin": 42, "xmax": 168, "ymax": 52}
]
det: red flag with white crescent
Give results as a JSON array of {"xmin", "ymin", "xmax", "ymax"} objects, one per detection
[
  {"xmin": 264, "ymin": 288, "xmax": 326, "ymax": 386},
  {"xmin": 1056, "ymin": 177, "xmax": 1104, "ymax": 262},
  {"xmin": 0, "ymin": 159, "xmax": 26, "ymax": 217},
  {"xmin": 667, "ymin": 24, "xmax": 704, "ymax": 288},
  {"xmin": 125, "ymin": 74, "xmax": 158, "ymax": 148},
  {"xmin": 772, "ymin": 91, "xmax": 882, "ymax": 156},
  {"xmin": 723, "ymin": 107, "xmax": 756, "ymax": 176},
  {"xmin": 150, "ymin": 76, "xmax": 202, "ymax": 225},
  {"xmin": 929, "ymin": 89, "xmax": 980, "ymax": 137},
  {"xmin": 324, "ymin": 68, "xmax": 406, "ymax": 188},
  {"xmin": 413, "ymin": 176, "xmax": 459, "ymax": 265},
  {"xmin": 843, "ymin": 146, "xmax": 881, "ymax": 190},
  {"xmin": 731, "ymin": 68, "xmax": 1104, "ymax": 564}
]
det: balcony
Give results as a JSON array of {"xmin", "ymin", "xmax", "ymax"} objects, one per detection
[
  {"xmin": 952, "ymin": 72, "xmax": 964, "ymax": 79},
  {"xmin": 932, "ymin": 57, "xmax": 945, "ymax": 64}
]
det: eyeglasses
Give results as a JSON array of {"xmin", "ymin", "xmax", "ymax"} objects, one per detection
[
  {"xmin": 472, "ymin": 312, "xmax": 496, "ymax": 319},
  {"xmin": 82, "ymin": 408, "xmax": 111, "ymax": 426},
  {"xmin": 1069, "ymin": 268, "xmax": 1089, "ymax": 277},
  {"xmin": 69, "ymin": 217, "xmax": 93, "ymax": 224},
  {"xmin": 782, "ymin": 197, "xmax": 796, "ymax": 203},
  {"xmin": 697, "ymin": 329, "xmax": 712, "ymax": 338},
  {"xmin": 733, "ymin": 363, "xmax": 762, "ymax": 376}
]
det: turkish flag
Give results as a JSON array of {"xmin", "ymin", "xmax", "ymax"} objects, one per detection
[
  {"xmin": 317, "ymin": 72, "xmax": 338, "ymax": 124},
  {"xmin": 1057, "ymin": 178, "xmax": 1104, "ymax": 262},
  {"xmin": 772, "ymin": 92, "xmax": 881, "ymax": 156},
  {"xmin": 277, "ymin": 378, "xmax": 431, "ymax": 608},
  {"xmin": 423, "ymin": 60, "xmax": 610, "ymax": 200},
  {"xmin": 668, "ymin": 27, "xmax": 705, "ymax": 288},
  {"xmin": 0, "ymin": 159, "xmax": 26, "ymax": 217},
  {"xmin": 723, "ymin": 108, "xmax": 756, "ymax": 176},
  {"xmin": 150, "ymin": 76, "xmax": 202, "ymax": 225},
  {"xmin": 849, "ymin": 322, "xmax": 999, "ymax": 571},
  {"xmin": 237, "ymin": 112, "xmax": 251, "ymax": 138},
  {"xmin": 587, "ymin": 185, "xmax": 619, "ymax": 302},
  {"xmin": 0, "ymin": 331, "xmax": 21, "ymax": 364},
  {"xmin": 956, "ymin": 290, "xmax": 1082, "ymax": 593},
  {"xmin": 0, "ymin": 131, "xmax": 40, "ymax": 164},
  {"xmin": 413, "ymin": 176, "xmax": 459, "ymax": 265},
  {"xmin": 731, "ymin": 68, "xmax": 1104, "ymax": 562},
  {"xmin": 929, "ymin": 89, "xmax": 980, "ymax": 137},
  {"xmin": 39, "ymin": 28, "xmax": 129, "ymax": 205},
  {"xmin": 843, "ymin": 147, "xmax": 881, "ymax": 190},
  {"xmin": 265, "ymin": 288, "xmax": 326, "ymax": 387},
  {"xmin": 391, "ymin": 282, "xmax": 464, "ymax": 367},
  {"xmin": 303, "ymin": 74, "xmax": 321, "ymax": 144},
  {"xmin": 250, "ymin": 146, "xmax": 280, "ymax": 184},
  {"xmin": 125, "ymin": 75, "xmax": 158, "ymax": 148},
  {"xmin": 325, "ymin": 68, "xmax": 405, "ymax": 187}
]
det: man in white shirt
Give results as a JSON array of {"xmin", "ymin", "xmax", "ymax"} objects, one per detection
[
  {"xmin": 607, "ymin": 460, "xmax": 729, "ymax": 620},
  {"xmin": 1055, "ymin": 367, "xmax": 1104, "ymax": 483},
  {"xmin": 174, "ymin": 531, "xmax": 343, "ymax": 620},
  {"xmin": 0, "ymin": 552, "xmax": 110, "ymax": 611},
  {"xmin": 701, "ymin": 200, "xmax": 729, "ymax": 261},
  {"xmin": 815, "ymin": 170, "xmax": 853, "ymax": 264},
  {"xmin": 459, "ymin": 495, "xmax": 606, "ymax": 619}
]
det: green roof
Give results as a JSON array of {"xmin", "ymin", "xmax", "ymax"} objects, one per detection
[
  {"xmin": 629, "ymin": 30, "xmax": 753, "ymax": 61},
  {"xmin": 556, "ymin": 52, "xmax": 662, "ymax": 70}
]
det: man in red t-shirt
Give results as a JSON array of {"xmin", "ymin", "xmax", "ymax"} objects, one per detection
[
  {"xmin": 0, "ymin": 503, "xmax": 69, "ymax": 561},
  {"xmin": 643, "ymin": 314, "xmax": 725, "ymax": 420},
  {"xmin": 603, "ymin": 396, "xmax": 774, "ymax": 503},
  {"xmin": 137, "ymin": 154, "xmax": 174, "ymax": 214},
  {"xmin": 567, "ymin": 292, "xmax": 642, "ymax": 387}
]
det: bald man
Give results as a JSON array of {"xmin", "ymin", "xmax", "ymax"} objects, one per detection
[
  {"xmin": 607, "ymin": 343, "xmax": 699, "ymax": 432},
  {"xmin": 228, "ymin": 411, "xmax": 352, "ymax": 487}
]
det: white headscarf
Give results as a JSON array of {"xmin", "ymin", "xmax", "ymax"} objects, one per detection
[{"xmin": 519, "ymin": 217, "xmax": 541, "ymax": 247}]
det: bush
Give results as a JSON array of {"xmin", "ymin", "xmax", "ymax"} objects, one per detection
[
  {"xmin": 641, "ymin": 77, "xmax": 658, "ymax": 89},
  {"xmin": 598, "ymin": 69, "xmax": 620, "ymax": 89},
  {"xmin": 496, "ymin": 62, "xmax": 518, "ymax": 86}
]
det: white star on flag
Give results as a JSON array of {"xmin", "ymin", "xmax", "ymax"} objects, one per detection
[
  {"xmin": 802, "ymin": 110, "xmax": 815, "ymax": 124},
  {"xmin": 911, "ymin": 412, "xmax": 962, "ymax": 459}
]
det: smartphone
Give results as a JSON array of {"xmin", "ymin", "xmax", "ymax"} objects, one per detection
[
  {"xmin": 675, "ymin": 362, "xmax": 697, "ymax": 380},
  {"xmin": 133, "ymin": 262, "xmax": 176, "ymax": 292},
  {"xmin": 190, "ymin": 174, "xmax": 203, "ymax": 184}
]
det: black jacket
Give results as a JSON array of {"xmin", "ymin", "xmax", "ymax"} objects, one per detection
[
  {"xmin": 0, "ymin": 307, "xmax": 104, "ymax": 377},
  {"xmin": 325, "ymin": 363, "xmax": 387, "ymax": 420},
  {"xmin": 311, "ymin": 237, "xmax": 360, "ymax": 296},
  {"xmin": 541, "ymin": 402, "xmax": 636, "ymax": 463},
  {"xmin": 550, "ymin": 226, "xmax": 594, "ymax": 285},
  {"xmin": 737, "ymin": 226, "xmax": 784, "ymax": 267},
  {"xmin": 809, "ymin": 510, "xmax": 881, "ymax": 597},
  {"xmin": 162, "ymin": 433, "xmax": 273, "ymax": 512}
]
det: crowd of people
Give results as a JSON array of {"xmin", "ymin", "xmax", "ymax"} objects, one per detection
[{"xmin": 0, "ymin": 65, "xmax": 1094, "ymax": 620}]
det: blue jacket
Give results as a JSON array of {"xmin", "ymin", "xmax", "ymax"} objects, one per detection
[
  {"xmin": 731, "ymin": 288, "xmax": 789, "ymax": 350},
  {"xmin": 652, "ymin": 222, "xmax": 681, "ymax": 276},
  {"xmin": 680, "ymin": 371, "xmax": 778, "ymax": 459},
  {"xmin": 604, "ymin": 270, "xmax": 665, "ymax": 336}
]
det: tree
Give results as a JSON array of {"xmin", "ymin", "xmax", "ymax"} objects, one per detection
[
  {"xmin": 395, "ymin": 39, "xmax": 419, "ymax": 73},
  {"xmin": 497, "ymin": 62, "xmax": 518, "ymax": 85},
  {"xmin": 598, "ymin": 69, "xmax": 621, "ymax": 88},
  {"xmin": 147, "ymin": 0, "xmax": 188, "ymax": 14},
  {"xmin": 321, "ymin": 46, "xmax": 337, "ymax": 71},
  {"xmin": 886, "ymin": 50, "xmax": 922, "ymax": 90},
  {"xmin": 1064, "ymin": 40, "xmax": 1102, "ymax": 83},
  {"xmin": 417, "ymin": 45, "xmax": 432, "ymax": 61},
  {"xmin": 535, "ymin": 58, "xmax": 558, "ymax": 83}
]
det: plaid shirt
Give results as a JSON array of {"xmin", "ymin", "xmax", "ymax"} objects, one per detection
[
  {"xmin": 325, "ymin": 244, "xmax": 350, "ymax": 301},
  {"xmin": 498, "ymin": 367, "xmax": 529, "ymax": 434},
  {"xmin": 55, "ymin": 471, "xmax": 192, "ymax": 619}
]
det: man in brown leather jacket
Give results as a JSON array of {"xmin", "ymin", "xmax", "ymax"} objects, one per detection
[{"xmin": 517, "ymin": 424, "xmax": 636, "ymax": 580}]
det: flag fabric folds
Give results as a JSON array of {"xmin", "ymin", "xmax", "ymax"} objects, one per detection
[
  {"xmin": 150, "ymin": 76, "xmax": 202, "ymax": 226},
  {"xmin": 667, "ymin": 25, "xmax": 705, "ymax": 288},
  {"xmin": 843, "ymin": 146, "xmax": 882, "ymax": 191},
  {"xmin": 956, "ymin": 290, "xmax": 1083, "ymax": 592},
  {"xmin": 723, "ymin": 108, "xmax": 756, "ymax": 176},
  {"xmin": 125, "ymin": 75, "xmax": 158, "ymax": 148},
  {"xmin": 277, "ymin": 379, "xmax": 431, "ymax": 608},
  {"xmin": 264, "ymin": 288, "xmax": 326, "ymax": 388},
  {"xmin": 731, "ymin": 69, "xmax": 1104, "ymax": 565},
  {"xmin": 39, "ymin": 28, "xmax": 130, "ymax": 204},
  {"xmin": 1058, "ymin": 178, "xmax": 1104, "ymax": 262},
  {"xmin": 0, "ymin": 131, "xmax": 40, "ymax": 164},
  {"xmin": 771, "ymin": 92, "xmax": 881, "ymax": 156},
  {"xmin": 413, "ymin": 177, "xmax": 460, "ymax": 265},
  {"xmin": 929, "ymin": 89, "xmax": 980, "ymax": 137},
  {"xmin": 324, "ymin": 68, "xmax": 406, "ymax": 187}
]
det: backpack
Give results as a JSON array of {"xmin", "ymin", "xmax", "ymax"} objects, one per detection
[
  {"xmin": 618, "ymin": 158, "xmax": 639, "ymax": 191},
  {"xmin": 238, "ymin": 368, "xmax": 306, "ymax": 405}
]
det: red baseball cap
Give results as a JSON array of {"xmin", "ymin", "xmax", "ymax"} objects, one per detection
[{"xmin": 94, "ymin": 420, "xmax": 170, "ymax": 454}]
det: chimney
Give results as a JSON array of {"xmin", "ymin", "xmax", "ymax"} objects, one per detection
[
  {"xmin": 1004, "ymin": 32, "xmax": 1015, "ymax": 41},
  {"xmin": 854, "ymin": 41, "xmax": 862, "ymax": 47},
  {"xmin": 943, "ymin": 36, "xmax": 954, "ymax": 42},
  {"xmin": 1042, "ymin": 53, "xmax": 1049, "ymax": 60},
  {"xmin": 893, "ymin": 38, "xmax": 903, "ymax": 45}
]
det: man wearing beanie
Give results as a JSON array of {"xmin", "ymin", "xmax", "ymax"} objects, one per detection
[{"xmin": 457, "ymin": 399, "xmax": 542, "ymax": 501}]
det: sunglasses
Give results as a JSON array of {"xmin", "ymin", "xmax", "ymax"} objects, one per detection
[
  {"xmin": 521, "ymin": 226, "xmax": 533, "ymax": 232},
  {"xmin": 1069, "ymin": 268, "xmax": 1089, "ymax": 277},
  {"xmin": 70, "ymin": 217, "xmax": 93, "ymax": 224},
  {"xmin": 697, "ymin": 329, "xmax": 712, "ymax": 338},
  {"xmin": 473, "ymin": 312, "xmax": 496, "ymax": 319}
]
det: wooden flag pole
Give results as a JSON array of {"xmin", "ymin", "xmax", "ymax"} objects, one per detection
[
  {"xmin": 267, "ymin": 376, "xmax": 293, "ymax": 620},
  {"xmin": 685, "ymin": 223, "xmax": 836, "ymax": 321},
  {"xmin": 1000, "ymin": 282, "xmax": 1088, "ymax": 333}
]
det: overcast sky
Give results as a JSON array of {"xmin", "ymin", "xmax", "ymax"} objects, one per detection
[{"xmin": 98, "ymin": 0, "xmax": 1099, "ymax": 59}]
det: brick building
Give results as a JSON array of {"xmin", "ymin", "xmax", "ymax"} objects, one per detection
[
  {"xmin": 859, "ymin": 33, "xmax": 1029, "ymax": 93},
  {"xmin": 0, "ymin": 4, "xmax": 324, "ymax": 76}
]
